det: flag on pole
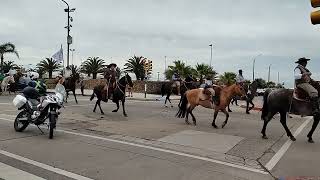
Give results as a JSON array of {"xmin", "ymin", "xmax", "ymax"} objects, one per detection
[{"xmin": 52, "ymin": 45, "xmax": 64, "ymax": 64}]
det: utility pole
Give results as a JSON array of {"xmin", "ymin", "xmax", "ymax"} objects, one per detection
[
  {"xmin": 70, "ymin": 49, "xmax": 75, "ymax": 65},
  {"xmin": 209, "ymin": 44, "xmax": 213, "ymax": 67},
  {"xmin": 252, "ymin": 54, "xmax": 262, "ymax": 81},
  {"xmin": 61, "ymin": 0, "xmax": 75, "ymax": 67},
  {"xmin": 268, "ymin": 64, "xmax": 272, "ymax": 82}
]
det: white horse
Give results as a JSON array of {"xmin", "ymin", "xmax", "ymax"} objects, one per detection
[{"xmin": 1, "ymin": 75, "xmax": 15, "ymax": 94}]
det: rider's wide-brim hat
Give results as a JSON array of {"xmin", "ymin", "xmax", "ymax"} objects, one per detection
[
  {"xmin": 295, "ymin": 57, "xmax": 310, "ymax": 63},
  {"xmin": 107, "ymin": 63, "xmax": 117, "ymax": 68}
]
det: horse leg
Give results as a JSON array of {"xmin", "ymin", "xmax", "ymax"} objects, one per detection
[
  {"xmin": 261, "ymin": 112, "xmax": 276, "ymax": 139},
  {"xmin": 121, "ymin": 99, "xmax": 128, "ymax": 117},
  {"xmin": 73, "ymin": 90, "xmax": 78, "ymax": 104},
  {"xmin": 246, "ymin": 100, "xmax": 250, "ymax": 114},
  {"xmin": 93, "ymin": 100, "xmax": 98, "ymax": 113},
  {"xmin": 112, "ymin": 101, "xmax": 120, "ymax": 112},
  {"xmin": 221, "ymin": 109, "xmax": 230, "ymax": 128},
  {"xmin": 212, "ymin": 110, "xmax": 219, "ymax": 128},
  {"xmin": 307, "ymin": 113, "xmax": 320, "ymax": 143},
  {"xmin": 228, "ymin": 103, "xmax": 232, "ymax": 112},
  {"xmin": 279, "ymin": 111, "xmax": 296, "ymax": 141},
  {"xmin": 98, "ymin": 99, "xmax": 104, "ymax": 115},
  {"xmin": 185, "ymin": 104, "xmax": 191, "ymax": 125},
  {"xmin": 65, "ymin": 91, "xmax": 69, "ymax": 103},
  {"xmin": 164, "ymin": 96, "xmax": 168, "ymax": 107},
  {"xmin": 168, "ymin": 97, "xmax": 173, "ymax": 108},
  {"xmin": 189, "ymin": 107, "xmax": 197, "ymax": 126}
]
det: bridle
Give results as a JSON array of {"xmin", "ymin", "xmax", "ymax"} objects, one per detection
[{"xmin": 116, "ymin": 75, "xmax": 130, "ymax": 95}]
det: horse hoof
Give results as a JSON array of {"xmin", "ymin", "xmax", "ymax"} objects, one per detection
[
  {"xmin": 193, "ymin": 122, "xmax": 197, "ymax": 126},
  {"xmin": 262, "ymin": 135, "xmax": 268, "ymax": 139},
  {"xmin": 212, "ymin": 124, "xmax": 218, "ymax": 129},
  {"xmin": 290, "ymin": 136, "xmax": 296, "ymax": 141},
  {"xmin": 228, "ymin": 110, "xmax": 232, "ymax": 112},
  {"xmin": 112, "ymin": 110, "xmax": 117, "ymax": 112},
  {"xmin": 124, "ymin": 114, "xmax": 128, "ymax": 117},
  {"xmin": 171, "ymin": 105, "xmax": 174, "ymax": 108},
  {"xmin": 185, "ymin": 120, "xmax": 190, "ymax": 125},
  {"xmin": 221, "ymin": 123, "xmax": 226, "ymax": 128},
  {"xmin": 101, "ymin": 113, "xmax": 104, "ymax": 115},
  {"xmin": 246, "ymin": 111, "xmax": 250, "ymax": 114},
  {"xmin": 308, "ymin": 138, "xmax": 315, "ymax": 143},
  {"xmin": 165, "ymin": 105, "xmax": 168, "ymax": 108}
]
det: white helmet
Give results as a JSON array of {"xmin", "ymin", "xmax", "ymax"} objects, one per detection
[{"xmin": 30, "ymin": 72, "xmax": 39, "ymax": 80}]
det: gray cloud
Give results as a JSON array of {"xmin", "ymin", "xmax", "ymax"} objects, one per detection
[{"xmin": 1, "ymin": 0, "xmax": 319, "ymax": 87}]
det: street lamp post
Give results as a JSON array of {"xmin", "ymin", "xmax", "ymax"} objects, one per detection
[
  {"xmin": 157, "ymin": 72, "xmax": 160, "ymax": 81},
  {"xmin": 70, "ymin": 49, "xmax": 75, "ymax": 65},
  {"xmin": 209, "ymin": 44, "xmax": 213, "ymax": 67},
  {"xmin": 268, "ymin": 64, "xmax": 272, "ymax": 82},
  {"xmin": 61, "ymin": 0, "xmax": 75, "ymax": 67},
  {"xmin": 252, "ymin": 54, "xmax": 262, "ymax": 81}
]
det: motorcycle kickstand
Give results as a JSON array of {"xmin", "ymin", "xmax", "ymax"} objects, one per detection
[{"xmin": 37, "ymin": 125, "xmax": 44, "ymax": 134}]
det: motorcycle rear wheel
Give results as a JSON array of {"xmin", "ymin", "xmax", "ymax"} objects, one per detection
[{"xmin": 14, "ymin": 111, "xmax": 29, "ymax": 132}]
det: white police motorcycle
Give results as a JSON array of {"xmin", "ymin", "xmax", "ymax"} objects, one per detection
[{"xmin": 12, "ymin": 84, "xmax": 66, "ymax": 139}]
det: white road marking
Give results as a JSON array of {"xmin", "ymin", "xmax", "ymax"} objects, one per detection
[
  {"xmin": 0, "ymin": 162, "xmax": 45, "ymax": 180},
  {"xmin": 0, "ymin": 150, "xmax": 93, "ymax": 180},
  {"xmin": 0, "ymin": 116, "xmax": 268, "ymax": 175},
  {"xmin": 265, "ymin": 117, "xmax": 312, "ymax": 171}
]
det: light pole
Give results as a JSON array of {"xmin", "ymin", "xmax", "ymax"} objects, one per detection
[
  {"xmin": 252, "ymin": 53, "xmax": 262, "ymax": 81},
  {"xmin": 277, "ymin": 72, "xmax": 280, "ymax": 85},
  {"xmin": 70, "ymin": 49, "xmax": 75, "ymax": 65},
  {"xmin": 61, "ymin": 0, "xmax": 75, "ymax": 67},
  {"xmin": 268, "ymin": 64, "xmax": 272, "ymax": 82},
  {"xmin": 157, "ymin": 72, "xmax": 160, "ymax": 81},
  {"xmin": 209, "ymin": 44, "xmax": 213, "ymax": 67},
  {"xmin": 164, "ymin": 56, "xmax": 167, "ymax": 72}
]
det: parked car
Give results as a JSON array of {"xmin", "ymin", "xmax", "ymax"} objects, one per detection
[{"xmin": 257, "ymin": 88, "xmax": 266, "ymax": 96}]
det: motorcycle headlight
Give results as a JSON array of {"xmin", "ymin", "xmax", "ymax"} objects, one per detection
[{"xmin": 56, "ymin": 93, "xmax": 64, "ymax": 104}]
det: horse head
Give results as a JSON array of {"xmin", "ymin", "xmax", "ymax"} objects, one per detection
[
  {"xmin": 234, "ymin": 84, "xmax": 246, "ymax": 98},
  {"xmin": 125, "ymin": 73, "xmax": 133, "ymax": 87}
]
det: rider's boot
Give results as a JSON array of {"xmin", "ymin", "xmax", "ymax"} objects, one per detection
[{"xmin": 311, "ymin": 97, "xmax": 319, "ymax": 115}]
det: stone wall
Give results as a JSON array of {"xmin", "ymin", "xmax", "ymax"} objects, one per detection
[{"xmin": 45, "ymin": 79, "xmax": 168, "ymax": 94}]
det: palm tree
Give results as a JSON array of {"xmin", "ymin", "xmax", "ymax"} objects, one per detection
[
  {"xmin": 81, "ymin": 57, "xmax": 106, "ymax": 79},
  {"xmin": 124, "ymin": 56, "xmax": 146, "ymax": 80},
  {"xmin": 219, "ymin": 72, "xmax": 236, "ymax": 86},
  {"xmin": 37, "ymin": 58, "xmax": 61, "ymax": 78},
  {"xmin": 2, "ymin": 61, "xmax": 18, "ymax": 73},
  {"xmin": 164, "ymin": 60, "xmax": 194, "ymax": 79},
  {"xmin": 0, "ymin": 42, "xmax": 19, "ymax": 73},
  {"xmin": 194, "ymin": 63, "xmax": 217, "ymax": 81}
]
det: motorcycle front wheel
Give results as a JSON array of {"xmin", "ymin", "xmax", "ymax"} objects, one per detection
[
  {"xmin": 14, "ymin": 111, "xmax": 29, "ymax": 132},
  {"xmin": 49, "ymin": 113, "xmax": 57, "ymax": 139}
]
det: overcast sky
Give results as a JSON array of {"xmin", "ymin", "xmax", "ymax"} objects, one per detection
[{"xmin": 1, "ymin": 0, "xmax": 320, "ymax": 86}]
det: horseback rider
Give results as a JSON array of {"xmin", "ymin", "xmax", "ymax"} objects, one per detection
[
  {"xmin": 172, "ymin": 72, "xmax": 181, "ymax": 95},
  {"xmin": 103, "ymin": 63, "xmax": 117, "ymax": 100},
  {"xmin": 28, "ymin": 73, "xmax": 46, "ymax": 95},
  {"xmin": 294, "ymin": 57, "xmax": 319, "ymax": 114},
  {"xmin": 236, "ymin": 69, "xmax": 245, "ymax": 86}
]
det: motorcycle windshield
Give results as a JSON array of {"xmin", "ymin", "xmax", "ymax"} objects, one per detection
[{"xmin": 54, "ymin": 84, "xmax": 66, "ymax": 99}]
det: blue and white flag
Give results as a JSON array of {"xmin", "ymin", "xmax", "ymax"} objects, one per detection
[{"xmin": 52, "ymin": 46, "xmax": 63, "ymax": 64}]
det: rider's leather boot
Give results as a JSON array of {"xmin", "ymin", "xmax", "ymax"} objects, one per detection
[{"xmin": 311, "ymin": 97, "xmax": 319, "ymax": 115}]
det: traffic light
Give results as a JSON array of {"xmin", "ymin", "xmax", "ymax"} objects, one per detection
[
  {"xmin": 143, "ymin": 61, "xmax": 148, "ymax": 71},
  {"xmin": 311, "ymin": 0, "xmax": 320, "ymax": 25},
  {"xmin": 148, "ymin": 60, "xmax": 152, "ymax": 71}
]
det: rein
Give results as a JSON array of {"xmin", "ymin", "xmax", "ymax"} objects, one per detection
[{"xmin": 116, "ymin": 76, "xmax": 128, "ymax": 95}]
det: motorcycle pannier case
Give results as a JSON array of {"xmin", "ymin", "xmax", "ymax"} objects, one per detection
[{"xmin": 13, "ymin": 95, "xmax": 27, "ymax": 108}]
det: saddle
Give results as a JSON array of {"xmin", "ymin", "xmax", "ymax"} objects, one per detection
[{"xmin": 293, "ymin": 87, "xmax": 310, "ymax": 102}]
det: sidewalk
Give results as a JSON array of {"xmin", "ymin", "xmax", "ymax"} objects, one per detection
[{"xmin": 47, "ymin": 89, "xmax": 181, "ymax": 101}]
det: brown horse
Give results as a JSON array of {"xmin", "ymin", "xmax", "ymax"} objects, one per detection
[
  {"xmin": 212, "ymin": 84, "xmax": 246, "ymax": 128},
  {"xmin": 177, "ymin": 84, "xmax": 246, "ymax": 128}
]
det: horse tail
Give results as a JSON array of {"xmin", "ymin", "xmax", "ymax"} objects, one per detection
[
  {"xmin": 261, "ymin": 89, "xmax": 271, "ymax": 120},
  {"xmin": 176, "ymin": 93, "xmax": 188, "ymax": 118},
  {"xmin": 161, "ymin": 84, "xmax": 166, "ymax": 97}
]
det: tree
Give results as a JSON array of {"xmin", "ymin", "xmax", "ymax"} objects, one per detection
[
  {"xmin": 255, "ymin": 78, "xmax": 267, "ymax": 89},
  {"xmin": 2, "ymin": 61, "xmax": 18, "ymax": 73},
  {"xmin": 164, "ymin": 60, "xmax": 194, "ymax": 79},
  {"xmin": 219, "ymin": 72, "xmax": 236, "ymax": 86},
  {"xmin": 68, "ymin": 64, "xmax": 80, "ymax": 79},
  {"xmin": 275, "ymin": 83, "xmax": 284, "ymax": 88},
  {"xmin": 124, "ymin": 56, "xmax": 146, "ymax": 80},
  {"xmin": 194, "ymin": 63, "xmax": 217, "ymax": 81},
  {"xmin": 37, "ymin": 58, "xmax": 61, "ymax": 78},
  {"xmin": 266, "ymin": 81, "xmax": 276, "ymax": 88},
  {"xmin": 81, "ymin": 57, "xmax": 105, "ymax": 79},
  {"xmin": 0, "ymin": 42, "xmax": 19, "ymax": 73}
]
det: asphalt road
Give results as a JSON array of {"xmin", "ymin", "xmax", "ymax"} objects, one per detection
[{"xmin": 0, "ymin": 94, "xmax": 319, "ymax": 180}]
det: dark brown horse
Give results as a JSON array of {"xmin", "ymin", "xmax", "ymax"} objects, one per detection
[
  {"xmin": 90, "ymin": 73, "xmax": 133, "ymax": 117},
  {"xmin": 63, "ymin": 73, "xmax": 80, "ymax": 104},
  {"xmin": 261, "ymin": 81, "xmax": 320, "ymax": 143}
]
